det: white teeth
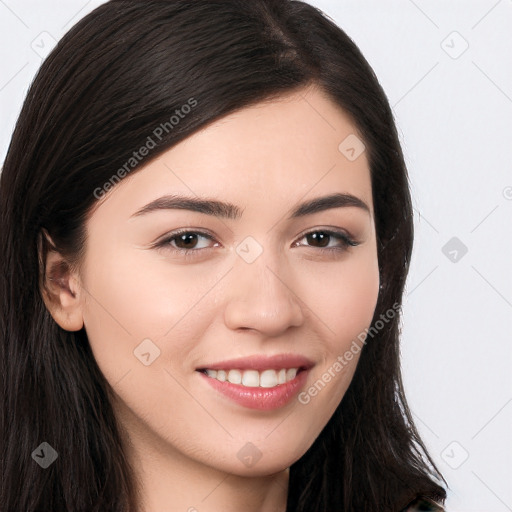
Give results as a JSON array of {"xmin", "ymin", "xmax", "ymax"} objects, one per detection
[
  {"xmin": 286, "ymin": 368, "xmax": 298, "ymax": 380},
  {"xmin": 228, "ymin": 369, "xmax": 242, "ymax": 384},
  {"xmin": 203, "ymin": 368, "xmax": 301, "ymax": 388},
  {"xmin": 242, "ymin": 370, "xmax": 259, "ymax": 387},
  {"xmin": 260, "ymin": 369, "xmax": 278, "ymax": 388}
]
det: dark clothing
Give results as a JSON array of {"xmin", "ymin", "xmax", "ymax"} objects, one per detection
[{"xmin": 401, "ymin": 496, "xmax": 445, "ymax": 511}]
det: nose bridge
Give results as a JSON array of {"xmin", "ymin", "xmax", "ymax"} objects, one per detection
[{"xmin": 223, "ymin": 237, "xmax": 304, "ymax": 334}]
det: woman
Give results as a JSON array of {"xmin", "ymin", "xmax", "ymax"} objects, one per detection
[{"xmin": 0, "ymin": 1, "xmax": 447, "ymax": 510}]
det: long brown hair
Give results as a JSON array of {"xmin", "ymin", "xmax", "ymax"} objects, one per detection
[{"xmin": 0, "ymin": 1, "xmax": 447, "ymax": 510}]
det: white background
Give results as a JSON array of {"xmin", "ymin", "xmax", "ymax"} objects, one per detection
[{"xmin": 1, "ymin": 1, "xmax": 511, "ymax": 511}]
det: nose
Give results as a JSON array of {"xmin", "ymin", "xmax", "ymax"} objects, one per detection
[{"xmin": 223, "ymin": 252, "xmax": 304, "ymax": 336}]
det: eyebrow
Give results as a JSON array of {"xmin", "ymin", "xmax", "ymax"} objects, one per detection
[{"xmin": 130, "ymin": 192, "xmax": 370, "ymax": 220}]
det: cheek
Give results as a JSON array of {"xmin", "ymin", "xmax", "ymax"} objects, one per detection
[
  {"xmin": 300, "ymin": 245, "xmax": 380, "ymax": 352},
  {"xmin": 289, "ymin": 245, "xmax": 379, "ymax": 416},
  {"xmin": 81, "ymin": 246, "xmax": 222, "ymax": 383},
  {"xmin": 80, "ymin": 248, "xmax": 211, "ymax": 445}
]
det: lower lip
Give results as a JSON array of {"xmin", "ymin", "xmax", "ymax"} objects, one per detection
[{"xmin": 197, "ymin": 369, "xmax": 309, "ymax": 411}]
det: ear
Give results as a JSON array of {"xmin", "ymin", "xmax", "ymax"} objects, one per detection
[{"xmin": 38, "ymin": 229, "xmax": 84, "ymax": 332}]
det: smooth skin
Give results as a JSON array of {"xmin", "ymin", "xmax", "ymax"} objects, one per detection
[{"xmin": 41, "ymin": 84, "xmax": 380, "ymax": 512}]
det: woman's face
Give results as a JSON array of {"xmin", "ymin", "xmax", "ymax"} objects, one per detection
[{"xmin": 78, "ymin": 85, "xmax": 379, "ymax": 476}]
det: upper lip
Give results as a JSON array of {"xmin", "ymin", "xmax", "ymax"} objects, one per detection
[{"xmin": 196, "ymin": 353, "xmax": 315, "ymax": 372}]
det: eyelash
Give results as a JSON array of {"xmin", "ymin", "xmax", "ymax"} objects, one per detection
[{"xmin": 155, "ymin": 228, "xmax": 360, "ymax": 259}]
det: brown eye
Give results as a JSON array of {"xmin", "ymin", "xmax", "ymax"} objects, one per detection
[
  {"xmin": 296, "ymin": 229, "xmax": 359, "ymax": 251},
  {"xmin": 156, "ymin": 230, "xmax": 218, "ymax": 256},
  {"xmin": 306, "ymin": 231, "xmax": 331, "ymax": 248},
  {"xmin": 173, "ymin": 232, "xmax": 202, "ymax": 250}
]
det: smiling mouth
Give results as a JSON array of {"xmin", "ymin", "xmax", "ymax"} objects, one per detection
[{"xmin": 196, "ymin": 367, "xmax": 307, "ymax": 388}]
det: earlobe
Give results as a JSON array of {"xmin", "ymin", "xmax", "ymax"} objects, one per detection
[{"xmin": 38, "ymin": 231, "xmax": 84, "ymax": 332}]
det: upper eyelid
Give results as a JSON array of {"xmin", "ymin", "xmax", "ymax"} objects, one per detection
[{"xmin": 296, "ymin": 226, "xmax": 357, "ymax": 242}]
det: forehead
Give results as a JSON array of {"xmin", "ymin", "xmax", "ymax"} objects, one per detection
[{"xmin": 89, "ymin": 85, "xmax": 373, "ymax": 222}]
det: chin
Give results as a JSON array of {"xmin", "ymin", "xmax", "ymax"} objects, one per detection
[{"xmin": 209, "ymin": 437, "xmax": 312, "ymax": 478}]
